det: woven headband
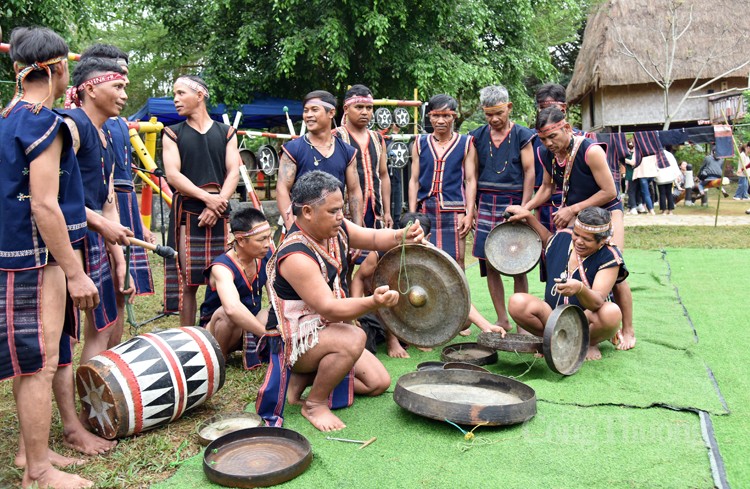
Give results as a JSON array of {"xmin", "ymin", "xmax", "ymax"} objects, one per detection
[
  {"xmin": 537, "ymin": 119, "xmax": 568, "ymax": 137},
  {"xmin": 293, "ymin": 188, "xmax": 338, "ymax": 208},
  {"xmin": 344, "ymin": 95, "xmax": 374, "ymax": 108},
  {"xmin": 538, "ymin": 100, "xmax": 567, "ymax": 110},
  {"xmin": 64, "ymin": 72, "xmax": 127, "ymax": 108},
  {"xmin": 234, "ymin": 222, "xmax": 271, "ymax": 238},
  {"xmin": 483, "ymin": 102, "xmax": 510, "ymax": 113},
  {"xmin": 429, "ymin": 110, "xmax": 456, "ymax": 116},
  {"xmin": 305, "ymin": 98, "xmax": 336, "ymax": 111},
  {"xmin": 574, "ymin": 218, "xmax": 611, "ymax": 234},
  {"xmin": 175, "ymin": 77, "xmax": 209, "ymax": 99},
  {"xmin": 1, "ymin": 55, "xmax": 67, "ymax": 118}
]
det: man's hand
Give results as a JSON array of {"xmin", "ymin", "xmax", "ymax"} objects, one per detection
[
  {"xmin": 505, "ymin": 205, "xmax": 530, "ymax": 222},
  {"xmin": 372, "ymin": 285, "xmax": 399, "ymax": 307},
  {"xmin": 383, "ymin": 213, "xmax": 394, "ymax": 229},
  {"xmin": 553, "ymin": 277, "xmax": 583, "ymax": 297},
  {"xmin": 457, "ymin": 212, "xmax": 473, "ymax": 238},
  {"xmin": 203, "ymin": 193, "xmax": 228, "ymax": 214},
  {"xmin": 198, "ymin": 207, "xmax": 220, "ymax": 228},
  {"xmin": 100, "ymin": 220, "xmax": 134, "ymax": 246},
  {"xmin": 403, "ymin": 219, "xmax": 426, "ymax": 245},
  {"xmin": 68, "ymin": 271, "xmax": 100, "ymax": 310},
  {"xmin": 552, "ymin": 206, "xmax": 577, "ymax": 229}
]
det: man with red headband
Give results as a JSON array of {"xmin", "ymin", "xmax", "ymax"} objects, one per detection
[
  {"xmin": 276, "ymin": 90, "xmax": 363, "ymax": 231},
  {"xmin": 62, "ymin": 57, "xmax": 134, "ymax": 362},
  {"xmin": 162, "ymin": 75, "xmax": 240, "ymax": 327},
  {"xmin": 506, "ymin": 205, "xmax": 627, "ymax": 361},
  {"xmin": 199, "ymin": 207, "xmax": 273, "ymax": 367},
  {"xmin": 335, "ymin": 84, "xmax": 392, "ymax": 231},
  {"xmin": 1, "ymin": 26, "xmax": 98, "ymax": 489},
  {"xmin": 469, "ymin": 85, "xmax": 535, "ymax": 331},
  {"xmin": 524, "ymin": 107, "xmax": 636, "ymax": 351}
]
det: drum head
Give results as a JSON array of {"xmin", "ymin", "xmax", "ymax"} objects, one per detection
[
  {"xmin": 203, "ymin": 427, "xmax": 312, "ymax": 488},
  {"xmin": 485, "ymin": 222, "xmax": 542, "ymax": 276},
  {"xmin": 543, "ymin": 305, "xmax": 589, "ymax": 376},
  {"xmin": 373, "ymin": 244, "xmax": 470, "ymax": 347}
]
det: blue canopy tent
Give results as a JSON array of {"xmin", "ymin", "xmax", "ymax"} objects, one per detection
[{"xmin": 128, "ymin": 94, "xmax": 303, "ymax": 129}]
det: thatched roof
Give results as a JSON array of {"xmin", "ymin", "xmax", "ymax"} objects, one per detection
[{"xmin": 567, "ymin": 0, "xmax": 750, "ymax": 104}]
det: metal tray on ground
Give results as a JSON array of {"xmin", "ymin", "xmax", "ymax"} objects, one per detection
[
  {"xmin": 393, "ymin": 369, "xmax": 536, "ymax": 426},
  {"xmin": 442, "ymin": 362, "xmax": 490, "ymax": 373},
  {"xmin": 203, "ymin": 427, "xmax": 312, "ymax": 488},
  {"xmin": 477, "ymin": 332, "xmax": 544, "ymax": 353},
  {"xmin": 196, "ymin": 412, "xmax": 263, "ymax": 446},
  {"xmin": 440, "ymin": 342, "xmax": 498, "ymax": 366}
]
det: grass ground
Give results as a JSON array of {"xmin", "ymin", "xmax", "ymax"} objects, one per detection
[{"xmin": 0, "ymin": 204, "xmax": 748, "ymax": 488}]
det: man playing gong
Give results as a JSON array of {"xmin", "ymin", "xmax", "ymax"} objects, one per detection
[
  {"xmin": 469, "ymin": 85, "xmax": 535, "ymax": 331},
  {"xmin": 505, "ymin": 206, "xmax": 627, "ymax": 361},
  {"xmin": 262, "ymin": 170, "xmax": 425, "ymax": 432},
  {"xmin": 523, "ymin": 107, "xmax": 636, "ymax": 351}
]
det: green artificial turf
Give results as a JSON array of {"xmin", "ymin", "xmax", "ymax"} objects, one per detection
[
  {"xmin": 157, "ymin": 249, "xmax": 728, "ymax": 489},
  {"xmin": 663, "ymin": 249, "xmax": 750, "ymax": 487}
]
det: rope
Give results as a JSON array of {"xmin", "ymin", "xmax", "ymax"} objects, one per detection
[{"xmin": 397, "ymin": 220, "xmax": 413, "ymax": 294}]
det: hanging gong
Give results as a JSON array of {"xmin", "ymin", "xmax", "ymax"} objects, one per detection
[
  {"xmin": 393, "ymin": 107, "xmax": 410, "ymax": 128},
  {"xmin": 239, "ymin": 148, "xmax": 258, "ymax": 172},
  {"xmin": 387, "ymin": 141, "xmax": 410, "ymax": 169},
  {"xmin": 543, "ymin": 304, "xmax": 589, "ymax": 376},
  {"xmin": 372, "ymin": 244, "xmax": 470, "ymax": 348},
  {"xmin": 374, "ymin": 107, "xmax": 393, "ymax": 129},
  {"xmin": 257, "ymin": 145, "xmax": 279, "ymax": 176},
  {"xmin": 484, "ymin": 221, "xmax": 542, "ymax": 276}
]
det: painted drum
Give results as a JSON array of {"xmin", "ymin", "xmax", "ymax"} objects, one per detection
[{"xmin": 76, "ymin": 327, "xmax": 226, "ymax": 439}]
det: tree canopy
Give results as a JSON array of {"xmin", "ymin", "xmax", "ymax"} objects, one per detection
[{"xmin": 2, "ymin": 0, "xmax": 591, "ymax": 124}]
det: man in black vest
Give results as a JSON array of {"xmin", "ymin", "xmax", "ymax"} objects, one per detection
[{"xmin": 162, "ymin": 76, "xmax": 240, "ymax": 326}]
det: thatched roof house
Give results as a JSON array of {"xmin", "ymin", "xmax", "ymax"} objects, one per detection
[{"xmin": 567, "ymin": 0, "xmax": 750, "ymax": 131}]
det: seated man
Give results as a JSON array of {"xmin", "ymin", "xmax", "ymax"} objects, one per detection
[
  {"xmin": 260, "ymin": 170, "xmax": 425, "ymax": 432},
  {"xmin": 506, "ymin": 205, "xmax": 627, "ymax": 361},
  {"xmin": 351, "ymin": 212, "xmax": 506, "ymax": 358},
  {"xmin": 200, "ymin": 206, "xmax": 272, "ymax": 368},
  {"xmin": 697, "ymin": 148, "xmax": 728, "ymax": 199}
]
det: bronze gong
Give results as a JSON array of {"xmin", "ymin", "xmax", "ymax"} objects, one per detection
[
  {"xmin": 373, "ymin": 244, "xmax": 470, "ymax": 348},
  {"xmin": 484, "ymin": 221, "xmax": 542, "ymax": 276}
]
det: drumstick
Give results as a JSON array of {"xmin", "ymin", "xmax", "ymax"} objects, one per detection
[
  {"xmin": 128, "ymin": 237, "xmax": 177, "ymax": 259},
  {"xmin": 283, "ymin": 106, "xmax": 296, "ymax": 136}
]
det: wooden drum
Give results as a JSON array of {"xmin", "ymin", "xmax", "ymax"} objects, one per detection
[{"xmin": 76, "ymin": 327, "xmax": 226, "ymax": 439}]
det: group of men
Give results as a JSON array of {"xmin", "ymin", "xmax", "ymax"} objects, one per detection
[
  {"xmin": 1, "ymin": 28, "xmax": 156, "ymax": 488},
  {"xmin": 1, "ymin": 26, "xmax": 640, "ymax": 488}
]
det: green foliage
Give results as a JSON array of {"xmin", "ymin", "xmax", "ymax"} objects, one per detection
[{"xmin": 674, "ymin": 143, "xmax": 707, "ymax": 168}]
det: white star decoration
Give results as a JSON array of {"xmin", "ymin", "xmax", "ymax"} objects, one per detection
[{"xmin": 79, "ymin": 372, "xmax": 115, "ymax": 433}]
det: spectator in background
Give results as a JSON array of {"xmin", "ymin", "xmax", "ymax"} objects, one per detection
[
  {"xmin": 655, "ymin": 147, "xmax": 680, "ymax": 215},
  {"xmin": 624, "ymin": 139, "xmax": 644, "ymax": 214},
  {"xmin": 697, "ymin": 147, "xmax": 728, "ymax": 202},
  {"xmin": 632, "ymin": 152, "xmax": 658, "ymax": 215},
  {"xmin": 733, "ymin": 143, "xmax": 750, "ymax": 201}
]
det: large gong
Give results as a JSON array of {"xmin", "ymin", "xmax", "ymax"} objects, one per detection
[
  {"xmin": 485, "ymin": 221, "xmax": 542, "ymax": 276},
  {"xmin": 373, "ymin": 244, "xmax": 470, "ymax": 347}
]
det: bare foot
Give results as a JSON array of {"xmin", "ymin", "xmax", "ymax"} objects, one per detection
[
  {"xmin": 416, "ymin": 346, "xmax": 433, "ymax": 352},
  {"xmin": 63, "ymin": 427, "xmax": 116, "ymax": 456},
  {"xmin": 516, "ymin": 326, "xmax": 531, "ymax": 335},
  {"xmin": 16, "ymin": 448, "xmax": 86, "ymax": 469},
  {"xmin": 23, "ymin": 466, "xmax": 93, "ymax": 489},
  {"xmin": 287, "ymin": 372, "xmax": 314, "ymax": 406},
  {"xmin": 458, "ymin": 328, "xmax": 472, "ymax": 337},
  {"xmin": 386, "ymin": 337, "xmax": 410, "ymax": 358},
  {"xmin": 480, "ymin": 324, "xmax": 507, "ymax": 336},
  {"xmin": 615, "ymin": 330, "xmax": 637, "ymax": 351},
  {"xmin": 585, "ymin": 345, "xmax": 602, "ymax": 361},
  {"xmin": 301, "ymin": 400, "xmax": 346, "ymax": 432}
]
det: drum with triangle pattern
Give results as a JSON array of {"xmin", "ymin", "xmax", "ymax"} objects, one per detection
[{"xmin": 76, "ymin": 327, "xmax": 226, "ymax": 439}]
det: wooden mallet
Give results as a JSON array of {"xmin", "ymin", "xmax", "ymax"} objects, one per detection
[{"xmin": 128, "ymin": 237, "xmax": 177, "ymax": 259}]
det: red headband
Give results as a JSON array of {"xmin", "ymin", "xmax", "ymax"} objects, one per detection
[
  {"xmin": 537, "ymin": 119, "xmax": 568, "ymax": 137},
  {"xmin": 344, "ymin": 95, "xmax": 374, "ymax": 108},
  {"xmin": 64, "ymin": 72, "xmax": 126, "ymax": 108},
  {"xmin": 1, "ymin": 56, "xmax": 67, "ymax": 118}
]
